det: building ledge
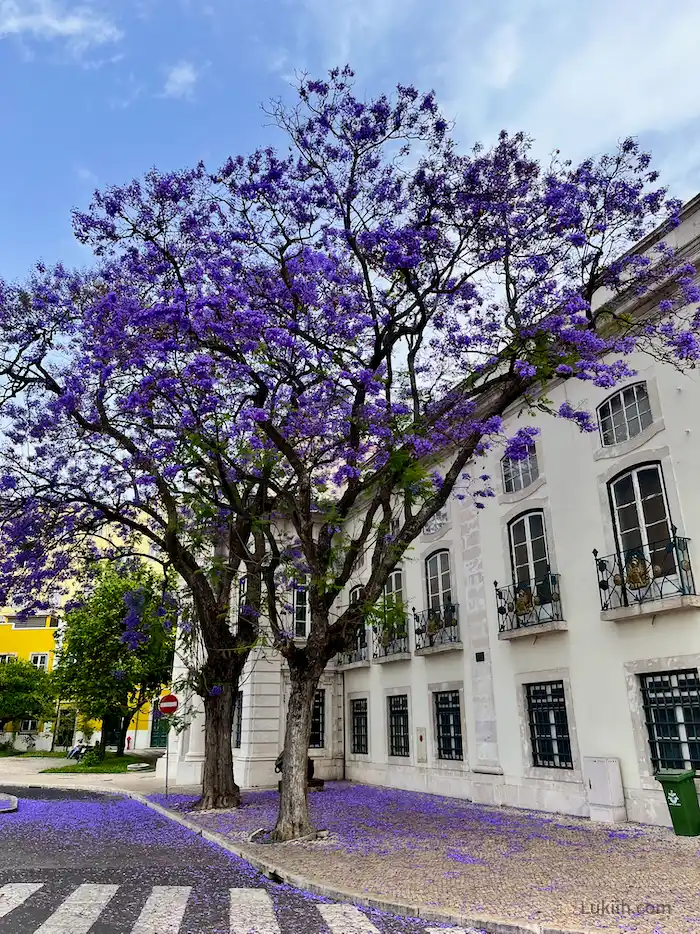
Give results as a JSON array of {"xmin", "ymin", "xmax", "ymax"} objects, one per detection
[
  {"xmin": 498, "ymin": 618, "xmax": 568, "ymax": 641},
  {"xmin": 336, "ymin": 659, "xmax": 370, "ymax": 671},
  {"xmin": 373, "ymin": 652, "xmax": 412, "ymax": 664},
  {"xmin": 601, "ymin": 593, "xmax": 700, "ymax": 621},
  {"xmin": 415, "ymin": 641, "xmax": 463, "ymax": 657}
]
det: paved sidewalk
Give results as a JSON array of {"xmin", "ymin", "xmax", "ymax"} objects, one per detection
[
  {"xmin": 0, "ymin": 755, "xmax": 200, "ymax": 797},
  {"xmin": 150, "ymin": 782, "xmax": 700, "ymax": 934}
]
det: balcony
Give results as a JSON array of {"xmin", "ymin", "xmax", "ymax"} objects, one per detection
[
  {"xmin": 413, "ymin": 603, "xmax": 462, "ymax": 655},
  {"xmin": 495, "ymin": 572, "xmax": 566, "ymax": 640},
  {"xmin": 370, "ymin": 602, "xmax": 410, "ymax": 662},
  {"xmin": 337, "ymin": 630, "xmax": 370, "ymax": 669},
  {"xmin": 594, "ymin": 535, "xmax": 699, "ymax": 621}
]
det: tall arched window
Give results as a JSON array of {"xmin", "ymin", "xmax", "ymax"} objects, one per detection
[
  {"xmin": 597, "ymin": 382, "xmax": 652, "ymax": 447},
  {"xmin": 502, "ymin": 446, "xmax": 539, "ymax": 494},
  {"xmin": 609, "ymin": 463, "xmax": 675, "ymax": 579},
  {"xmin": 509, "ymin": 510, "xmax": 549, "ymax": 587},
  {"xmin": 426, "ymin": 550, "xmax": 452, "ymax": 610}
]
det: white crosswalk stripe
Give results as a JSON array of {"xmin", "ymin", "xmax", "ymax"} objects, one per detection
[
  {"xmin": 0, "ymin": 883, "xmax": 44, "ymax": 919},
  {"xmin": 131, "ymin": 885, "xmax": 192, "ymax": 934},
  {"xmin": 33, "ymin": 883, "xmax": 119, "ymax": 934},
  {"xmin": 229, "ymin": 887, "xmax": 281, "ymax": 934},
  {"xmin": 318, "ymin": 903, "xmax": 381, "ymax": 933}
]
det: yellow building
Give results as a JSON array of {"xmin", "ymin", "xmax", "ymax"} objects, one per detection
[{"xmin": 0, "ymin": 612, "xmax": 168, "ymax": 752}]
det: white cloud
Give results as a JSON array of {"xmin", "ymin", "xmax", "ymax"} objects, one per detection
[
  {"xmin": 0, "ymin": 0, "xmax": 122, "ymax": 52},
  {"xmin": 163, "ymin": 60, "xmax": 198, "ymax": 99}
]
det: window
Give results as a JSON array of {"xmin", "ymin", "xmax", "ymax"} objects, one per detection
[
  {"xmin": 0, "ymin": 654, "xmax": 17, "ymax": 664},
  {"xmin": 309, "ymin": 689, "xmax": 325, "ymax": 748},
  {"xmin": 351, "ymin": 698, "xmax": 368, "ymax": 754},
  {"xmin": 30, "ymin": 653, "xmax": 49, "ymax": 670},
  {"xmin": 424, "ymin": 505, "xmax": 448, "ymax": 535},
  {"xmin": 348, "ymin": 586, "xmax": 367, "ymax": 652},
  {"xmin": 598, "ymin": 382, "xmax": 653, "ymax": 447},
  {"xmin": 11, "ymin": 616, "xmax": 47, "ymax": 629},
  {"xmin": 610, "ymin": 464, "xmax": 675, "ymax": 580},
  {"xmin": 384, "ymin": 568, "xmax": 404, "ymax": 608},
  {"xmin": 525, "ymin": 681, "xmax": 573, "ymax": 769},
  {"xmin": 426, "ymin": 550, "xmax": 452, "ymax": 610},
  {"xmin": 509, "ymin": 510, "xmax": 550, "ymax": 591},
  {"xmin": 640, "ymin": 670, "xmax": 700, "ymax": 770},
  {"xmin": 49, "ymin": 617, "xmax": 58, "ymax": 628},
  {"xmin": 388, "ymin": 694, "xmax": 409, "ymax": 757},
  {"xmin": 20, "ymin": 719, "xmax": 38, "ymax": 733},
  {"xmin": 434, "ymin": 691, "xmax": 463, "ymax": 761},
  {"xmin": 293, "ymin": 580, "xmax": 309, "ymax": 638},
  {"xmin": 502, "ymin": 446, "xmax": 539, "ymax": 494},
  {"xmin": 233, "ymin": 690, "xmax": 243, "ymax": 749}
]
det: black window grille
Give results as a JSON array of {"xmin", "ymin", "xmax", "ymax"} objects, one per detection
[
  {"xmin": 234, "ymin": 690, "xmax": 243, "ymax": 749},
  {"xmin": 435, "ymin": 690, "xmax": 463, "ymax": 760},
  {"xmin": 310, "ymin": 689, "xmax": 325, "ymax": 748},
  {"xmin": 525, "ymin": 680, "xmax": 573, "ymax": 769},
  {"xmin": 640, "ymin": 669, "xmax": 700, "ymax": 770},
  {"xmin": 351, "ymin": 698, "xmax": 368, "ymax": 754},
  {"xmin": 388, "ymin": 694, "xmax": 409, "ymax": 757}
]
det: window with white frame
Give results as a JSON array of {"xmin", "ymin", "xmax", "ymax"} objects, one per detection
[
  {"xmin": 309, "ymin": 690, "xmax": 325, "ymax": 748},
  {"xmin": 30, "ymin": 653, "xmax": 49, "ymax": 670},
  {"xmin": 0, "ymin": 654, "xmax": 17, "ymax": 664},
  {"xmin": 609, "ymin": 463, "xmax": 675, "ymax": 581},
  {"xmin": 597, "ymin": 382, "xmax": 653, "ymax": 447},
  {"xmin": 434, "ymin": 690, "xmax": 463, "ymax": 760},
  {"xmin": 293, "ymin": 580, "xmax": 309, "ymax": 638},
  {"xmin": 423, "ymin": 505, "xmax": 448, "ymax": 535},
  {"xmin": 509, "ymin": 511, "xmax": 550, "ymax": 587},
  {"xmin": 349, "ymin": 586, "xmax": 367, "ymax": 652},
  {"xmin": 502, "ymin": 446, "xmax": 539, "ymax": 494},
  {"xmin": 388, "ymin": 694, "xmax": 409, "ymax": 757},
  {"xmin": 384, "ymin": 568, "xmax": 404, "ymax": 608},
  {"xmin": 20, "ymin": 719, "xmax": 38, "ymax": 733},
  {"xmin": 351, "ymin": 698, "xmax": 368, "ymax": 754},
  {"xmin": 10, "ymin": 616, "xmax": 47, "ymax": 629},
  {"xmin": 525, "ymin": 680, "xmax": 573, "ymax": 769},
  {"xmin": 425, "ymin": 550, "xmax": 452, "ymax": 611}
]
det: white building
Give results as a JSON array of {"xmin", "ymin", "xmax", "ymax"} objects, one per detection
[{"xmin": 161, "ymin": 196, "xmax": 700, "ymax": 828}]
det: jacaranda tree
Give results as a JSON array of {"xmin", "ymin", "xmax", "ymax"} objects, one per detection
[{"xmin": 1, "ymin": 67, "xmax": 699, "ymax": 836}]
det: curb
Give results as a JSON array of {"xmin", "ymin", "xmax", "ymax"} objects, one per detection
[
  {"xmin": 2, "ymin": 777, "xmax": 594, "ymax": 934},
  {"xmin": 0, "ymin": 794, "xmax": 18, "ymax": 813}
]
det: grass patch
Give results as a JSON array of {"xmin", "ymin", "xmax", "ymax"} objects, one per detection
[{"xmin": 41, "ymin": 752, "xmax": 154, "ymax": 774}]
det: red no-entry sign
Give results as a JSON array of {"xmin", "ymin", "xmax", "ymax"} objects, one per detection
[{"xmin": 159, "ymin": 694, "xmax": 179, "ymax": 715}]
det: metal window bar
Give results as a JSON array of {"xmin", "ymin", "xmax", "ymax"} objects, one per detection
[
  {"xmin": 388, "ymin": 695, "xmax": 410, "ymax": 757},
  {"xmin": 495, "ymin": 572, "xmax": 563, "ymax": 632},
  {"xmin": 640, "ymin": 669, "xmax": 700, "ymax": 771},
  {"xmin": 593, "ymin": 533, "xmax": 695, "ymax": 611},
  {"xmin": 525, "ymin": 681, "xmax": 573, "ymax": 769},
  {"xmin": 351, "ymin": 698, "xmax": 368, "ymax": 755},
  {"xmin": 435, "ymin": 691, "xmax": 463, "ymax": 760},
  {"xmin": 413, "ymin": 603, "xmax": 460, "ymax": 649},
  {"xmin": 309, "ymin": 689, "xmax": 325, "ymax": 748},
  {"xmin": 234, "ymin": 690, "xmax": 243, "ymax": 749}
]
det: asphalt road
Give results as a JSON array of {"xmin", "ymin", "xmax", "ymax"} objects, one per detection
[{"xmin": 0, "ymin": 787, "xmax": 473, "ymax": 934}]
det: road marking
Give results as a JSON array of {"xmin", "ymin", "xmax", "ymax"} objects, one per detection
[
  {"xmin": 33, "ymin": 883, "xmax": 119, "ymax": 934},
  {"xmin": 229, "ymin": 888, "xmax": 280, "ymax": 934},
  {"xmin": 0, "ymin": 883, "xmax": 43, "ymax": 918},
  {"xmin": 318, "ymin": 904, "xmax": 381, "ymax": 933},
  {"xmin": 132, "ymin": 886, "xmax": 191, "ymax": 934}
]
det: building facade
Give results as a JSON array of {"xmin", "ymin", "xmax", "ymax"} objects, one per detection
[{"xmin": 161, "ymin": 198, "xmax": 700, "ymax": 828}]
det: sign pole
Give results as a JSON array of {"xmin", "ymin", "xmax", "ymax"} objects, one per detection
[{"xmin": 165, "ymin": 721, "xmax": 170, "ymax": 798}]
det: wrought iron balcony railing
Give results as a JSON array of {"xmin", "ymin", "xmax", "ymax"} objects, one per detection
[
  {"xmin": 413, "ymin": 603, "xmax": 460, "ymax": 650},
  {"xmin": 495, "ymin": 572, "xmax": 563, "ymax": 633},
  {"xmin": 594, "ymin": 534, "xmax": 695, "ymax": 611},
  {"xmin": 371, "ymin": 608, "xmax": 409, "ymax": 659},
  {"xmin": 338, "ymin": 629, "xmax": 369, "ymax": 666}
]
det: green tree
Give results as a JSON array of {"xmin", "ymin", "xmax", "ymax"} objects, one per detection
[
  {"xmin": 55, "ymin": 563, "xmax": 176, "ymax": 757},
  {"xmin": 0, "ymin": 658, "xmax": 55, "ymax": 734}
]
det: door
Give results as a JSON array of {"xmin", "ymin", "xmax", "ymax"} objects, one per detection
[
  {"xmin": 509, "ymin": 511, "xmax": 551, "ymax": 611},
  {"xmin": 610, "ymin": 464, "xmax": 675, "ymax": 591}
]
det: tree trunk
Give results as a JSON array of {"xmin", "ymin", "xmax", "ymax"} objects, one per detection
[
  {"xmin": 196, "ymin": 682, "xmax": 240, "ymax": 810},
  {"xmin": 117, "ymin": 714, "xmax": 130, "ymax": 757},
  {"xmin": 271, "ymin": 666, "xmax": 319, "ymax": 841}
]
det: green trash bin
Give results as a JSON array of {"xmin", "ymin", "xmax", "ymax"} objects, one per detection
[{"xmin": 655, "ymin": 769, "xmax": 700, "ymax": 836}]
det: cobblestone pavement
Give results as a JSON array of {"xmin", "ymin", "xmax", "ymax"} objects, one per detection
[
  {"xmin": 0, "ymin": 786, "xmax": 481, "ymax": 934},
  {"xmin": 151, "ymin": 782, "xmax": 700, "ymax": 934}
]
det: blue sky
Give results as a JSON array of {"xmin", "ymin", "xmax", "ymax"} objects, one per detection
[{"xmin": 2, "ymin": 0, "xmax": 700, "ymax": 282}]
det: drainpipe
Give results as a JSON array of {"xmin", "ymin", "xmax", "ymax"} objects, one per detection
[{"xmin": 341, "ymin": 671, "xmax": 346, "ymax": 780}]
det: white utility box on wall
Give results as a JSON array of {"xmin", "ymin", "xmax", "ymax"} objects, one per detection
[{"xmin": 583, "ymin": 756, "xmax": 627, "ymax": 823}]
